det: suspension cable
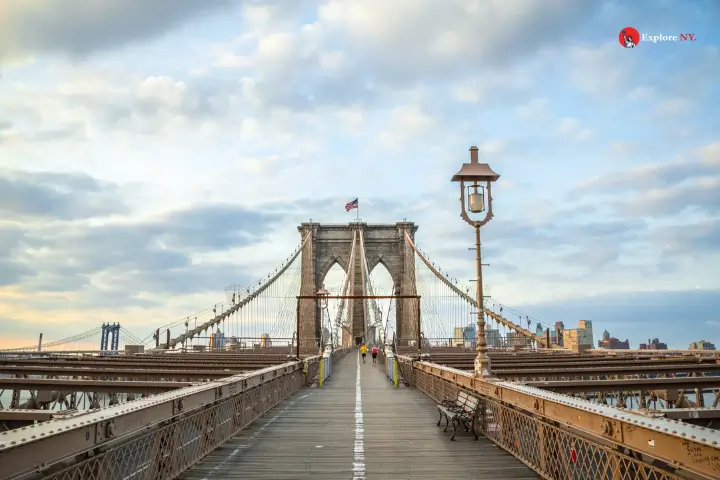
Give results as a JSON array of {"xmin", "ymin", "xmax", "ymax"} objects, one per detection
[
  {"xmin": 0, "ymin": 326, "xmax": 103, "ymax": 352},
  {"xmin": 334, "ymin": 229, "xmax": 356, "ymax": 342},
  {"xmin": 357, "ymin": 232, "xmax": 383, "ymax": 329},
  {"xmin": 404, "ymin": 231, "xmax": 548, "ymax": 347},
  {"xmin": 163, "ymin": 231, "xmax": 312, "ymax": 349}
]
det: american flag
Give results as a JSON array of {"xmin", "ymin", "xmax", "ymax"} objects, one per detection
[{"xmin": 345, "ymin": 198, "xmax": 358, "ymax": 212}]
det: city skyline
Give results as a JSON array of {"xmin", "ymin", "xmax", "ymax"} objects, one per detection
[{"xmin": 1, "ymin": 1, "xmax": 719, "ymax": 350}]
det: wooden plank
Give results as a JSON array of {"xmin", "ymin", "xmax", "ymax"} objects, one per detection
[{"xmin": 179, "ymin": 353, "xmax": 537, "ymax": 479}]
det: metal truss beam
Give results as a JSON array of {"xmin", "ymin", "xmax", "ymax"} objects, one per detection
[
  {"xmin": 451, "ymin": 363, "xmax": 720, "ymax": 377},
  {"xmin": 0, "ymin": 366, "xmax": 249, "ymax": 379},
  {"xmin": 657, "ymin": 408, "xmax": 720, "ymax": 420},
  {"xmin": 0, "ymin": 359, "xmax": 276, "ymax": 370},
  {"xmin": 429, "ymin": 355, "xmax": 718, "ymax": 367},
  {"xmin": 0, "ymin": 378, "xmax": 191, "ymax": 394},
  {"xmin": 526, "ymin": 376, "xmax": 720, "ymax": 393},
  {"xmin": 0, "ymin": 355, "xmax": 284, "ymax": 363},
  {"xmin": 0, "ymin": 410, "xmax": 56, "ymax": 422},
  {"xmin": 594, "ymin": 348, "xmax": 720, "ymax": 357},
  {"xmin": 0, "ymin": 352, "xmax": 293, "ymax": 359}
]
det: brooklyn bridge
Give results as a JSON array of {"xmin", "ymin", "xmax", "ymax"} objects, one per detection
[{"xmin": 1, "ymin": 153, "xmax": 718, "ymax": 479}]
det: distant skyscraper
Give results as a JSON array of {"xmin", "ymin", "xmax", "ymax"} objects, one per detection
[
  {"xmin": 561, "ymin": 320, "xmax": 594, "ymax": 352},
  {"xmin": 463, "ymin": 324, "xmax": 476, "ymax": 341},
  {"xmin": 452, "ymin": 327, "xmax": 464, "ymax": 346},
  {"xmin": 210, "ymin": 331, "xmax": 226, "ymax": 351},
  {"xmin": 485, "ymin": 328, "xmax": 501, "ymax": 348},
  {"xmin": 463, "ymin": 324, "xmax": 477, "ymax": 348},
  {"xmin": 552, "ymin": 321, "xmax": 565, "ymax": 346},
  {"xmin": 689, "ymin": 340, "xmax": 716, "ymax": 350},
  {"xmin": 598, "ymin": 329, "xmax": 630, "ymax": 349},
  {"xmin": 577, "ymin": 320, "xmax": 594, "ymax": 347},
  {"xmin": 645, "ymin": 338, "xmax": 668, "ymax": 350}
]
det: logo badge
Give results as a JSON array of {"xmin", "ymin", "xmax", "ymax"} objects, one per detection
[{"xmin": 619, "ymin": 27, "xmax": 640, "ymax": 48}]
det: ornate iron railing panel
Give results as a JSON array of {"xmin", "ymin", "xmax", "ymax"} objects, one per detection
[
  {"xmin": 402, "ymin": 357, "xmax": 720, "ymax": 480},
  {"xmin": 42, "ymin": 373, "xmax": 304, "ymax": 480},
  {"xmin": 1, "ymin": 357, "xmax": 324, "ymax": 480}
]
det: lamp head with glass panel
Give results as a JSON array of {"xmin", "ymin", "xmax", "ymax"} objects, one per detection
[
  {"xmin": 316, "ymin": 286, "xmax": 330, "ymax": 309},
  {"xmin": 451, "ymin": 146, "xmax": 500, "ymax": 227}
]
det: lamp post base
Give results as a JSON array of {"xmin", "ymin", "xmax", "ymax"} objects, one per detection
[{"xmin": 474, "ymin": 355, "xmax": 491, "ymax": 378}]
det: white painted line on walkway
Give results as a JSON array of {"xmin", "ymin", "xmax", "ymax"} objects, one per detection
[{"xmin": 352, "ymin": 350, "xmax": 366, "ymax": 479}]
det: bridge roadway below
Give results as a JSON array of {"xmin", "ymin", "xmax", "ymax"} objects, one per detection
[{"xmin": 179, "ymin": 352, "xmax": 539, "ymax": 480}]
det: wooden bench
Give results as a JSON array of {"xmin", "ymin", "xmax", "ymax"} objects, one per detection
[{"xmin": 437, "ymin": 391, "xmax": 480, "ymax": 441}]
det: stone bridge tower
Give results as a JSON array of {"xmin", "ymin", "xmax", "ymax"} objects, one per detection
[{"xmin": 297, "ymin": 221, "xmax": 418, "ymax": 349}]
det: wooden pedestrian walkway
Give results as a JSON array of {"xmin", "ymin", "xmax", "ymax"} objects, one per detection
[{"xmin": 179, "ymin": 352, "xmax": 539, "ymax": 480}]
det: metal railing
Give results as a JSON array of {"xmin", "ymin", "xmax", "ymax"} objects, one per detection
[
  {"xmin": 397, "ymin": 356, "xmax": 720, "ymax": 480},
  {"xmin": 0, "ymin": 351, "xmax": 347, "ymax": 480},
  {"xmin": 382, "ymin": 347, "xmax": 399, "ymax": 387},
  {"xmin": 319, "ymin": 347, "xmax": 333, "ymax": 387}
]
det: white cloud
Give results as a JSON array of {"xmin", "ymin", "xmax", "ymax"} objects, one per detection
[
  {"xmin": 377, "ymin": 105, "xmax": 436, "ymax": 149},
  {"xmin": 318, "ymin": 50, "xmax": 345, "ymax": 71},
  {"xmin": 0, "ymin": 0, "xmax": 236, "ymax": 62},
  {"xmin": 238, "ymin": 155, "xmax": 280, "ymax": 174},
  {"xmin": 567, "ymin": 44, "xmax": 632, "ymax": 97},
  {"xmin": 214, "ymin": 53, "xmax": 254, "ymax": 69},
  {"xmin": 653, "ymin": 97, "xmax": 693, "ymax": 117},
  {"xmin": 516, "ymin": 102, "xmax": 595, "ymax": 140},
  {"xmin": 335, "ymin": 106, "xmax": 365, "ymax": 131},
  {"xmin": 567, "ymin": 41, "xmax": 719, "ymax": 109},
  {"xmin": 315, "ymin": 0, "xmax": 597, "ymax": 78},
  {"xmin": 516, "ymin": 98, "xmax": 553, "ymax": 123},
  {"xmin": 609, "ymin": 141, "xmax": 637, "ymax": 156},
  {"xmin": 557, "ymin": 117, "xmax": 594, "ymax": 141},
  {"xmin": 451, "ymin": 84, "xmax": 482, "ymax": 104},
  {"xmin": 478, "ymin": 140, "xmax": 508, "ymax": 156}
]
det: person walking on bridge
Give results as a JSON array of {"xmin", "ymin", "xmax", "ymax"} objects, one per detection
[
  {"xmin": 360, "ymin": 344, "xmax": 367, "ymax": 363},
  {"xmin": 371, "ymin": 344, "xmax": 378, "ymax": 363}
]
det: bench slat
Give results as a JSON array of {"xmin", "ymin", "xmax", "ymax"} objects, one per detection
[{"xmin": 438, "ymin": 391, "xmax": 481, "ymax": 417}]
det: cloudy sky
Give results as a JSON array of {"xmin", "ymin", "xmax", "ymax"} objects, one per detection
[{"xmin": 0, "ymin": 0, "xmax": 718, "ymax": 350}]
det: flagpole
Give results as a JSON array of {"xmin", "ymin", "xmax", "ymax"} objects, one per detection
[{"xmin": 357, "ymin": 198, "xmax": 360, "ymax": 222}]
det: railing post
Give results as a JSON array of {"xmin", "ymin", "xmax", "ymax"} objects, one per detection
[
  {"xmin": 408, "ymin": 358, "xmax": 414, "ymax": 387},
  {"xmin": 393, "ymin": 358, "xmax": 399, "ymax": 387},
  {"xmin": 319, "ymin": 357, "xmax": 324, "ymax": 388},
  {"xmin": 538, "ymin": 422, "xmax": 547, "ymax": 476},
  {"xmin": 319, "ymin": 347, "xmax": 332, "ymax": 387},
  {"xmin": 383, "ymin": 347, "xmax": 400, "ymax": 387}
]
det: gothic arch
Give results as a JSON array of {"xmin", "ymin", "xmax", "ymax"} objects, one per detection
[
  {"xmin": 317, "ymin": 254, "xmax": 350, "ymax": 288},
  {"xmin": 367, "ymin": 254, "xmax": 400, "ymax": 288}
]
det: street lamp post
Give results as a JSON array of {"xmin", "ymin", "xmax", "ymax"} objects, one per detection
[
  {"xmin": 317, "ymin": 286, "xmax": 330, "ymax": 354},
  {"xmin": 451, "ymin": 146, "xmax": 500, "ymax": 378}
]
